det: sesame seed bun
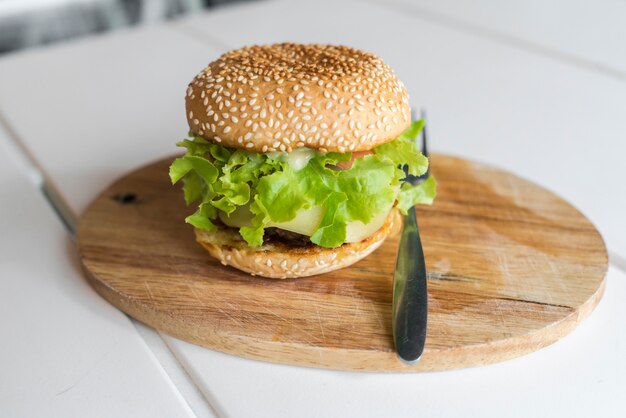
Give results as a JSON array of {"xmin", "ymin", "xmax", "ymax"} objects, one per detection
[
  {"xmin": 194, "ymin": 208, "xmax": 402, "ymax": 279},
  {"xmin": 186, "ymin": 43, "xmax": 410, "ymax": 154}
]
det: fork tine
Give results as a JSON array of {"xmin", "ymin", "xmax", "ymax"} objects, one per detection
[
  {"xmin": 419, "ymin": 108, "xmax": 429, "ymax": 159},
  {"xmin": 406, "ymin": 107, "xmax": 430, "ymax": 182},
  {"xmin": 417, "ymin": 109, "xmax": 430, "ymax": 180}
]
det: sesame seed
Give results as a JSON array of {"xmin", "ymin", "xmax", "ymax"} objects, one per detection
[{"xmin": 188, "ymin": 44, "xmax": 408, "ymax": 152}]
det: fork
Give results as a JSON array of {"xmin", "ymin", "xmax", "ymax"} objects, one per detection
[{"xmin": 392, "ymin": 109, "xmax": 430, "ymax": 363}]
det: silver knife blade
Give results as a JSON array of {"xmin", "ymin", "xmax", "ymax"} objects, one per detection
[{"xmin": 392, "ymin": 204, "xmax": 428, "ymax": 364}]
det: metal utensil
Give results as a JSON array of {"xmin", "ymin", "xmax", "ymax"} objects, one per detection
[{"xmin": 392, "ymin": 109, "xmax": 430, "ymax": 364}]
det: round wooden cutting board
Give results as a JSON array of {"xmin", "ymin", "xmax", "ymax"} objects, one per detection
[{"xmin": 77, "ymin": 154, "xmax": 607, "ymax": 372}]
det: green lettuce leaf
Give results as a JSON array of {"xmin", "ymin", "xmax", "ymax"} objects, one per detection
[
  {"xmin": 182, "ymin": 171, "xmax": 204, "ymax": 205},
  {"xmin": 310, "ymin": 193, "xmax": 348, "ymax": 247},
  {"xmin": 185, "ymin": 201, "xmax": 217, "ymax": 231},
  {"xmin": 373, "ymin": 120, "xmax": 428, "ymax": 177},
  {"xmin": 239, "ymin": 196, "xmax": 269, "ymax": 246},
  {"xmin": 256, "ymin": 164, "xmax": 311, "ymax": 223},
  {"xmin": 170, "ymin": 118, "xmax": 436, "ymax": 248},
  {"xmin": 396, "ymin": 176, "xmax": 437, "ymax": 214}
]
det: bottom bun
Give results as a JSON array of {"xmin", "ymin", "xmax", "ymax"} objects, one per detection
[{"xmin": 194, "ymin": 208, "xmax": 402, "ymax": 279}]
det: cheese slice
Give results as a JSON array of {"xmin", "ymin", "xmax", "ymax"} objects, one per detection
[
  {"xmin": 266, "ymin": 147, "xmax": 318, "ymax": 171},
  {"xmin": 218, "ymin": 203, "xmax": 391, "ymax": 243}
]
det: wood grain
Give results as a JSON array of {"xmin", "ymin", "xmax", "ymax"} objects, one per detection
[{"xmin": 77, "ymin": 154, "xmax": 608, "ymax": 371}]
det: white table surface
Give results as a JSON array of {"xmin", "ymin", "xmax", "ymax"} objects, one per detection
[
  {"xmin": 0, "ymin": 130, "xmax": 194, "ymax": 417},
  {"xmin": 1, "ymin": 0, "xmax": 625, "ymax": 416},
  {"xmin": 383, "ymin": 0, "xmax": 626, "ymax": 78}
]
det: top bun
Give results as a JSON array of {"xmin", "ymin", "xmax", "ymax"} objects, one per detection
[{"xmin": 185, "ymin": 43, "xmax": 410, "ymax": 153}]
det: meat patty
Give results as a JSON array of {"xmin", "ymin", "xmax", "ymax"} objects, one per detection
[{"xmin": 264, "ymin": 227, "xmax": 313, "ymax": 247}]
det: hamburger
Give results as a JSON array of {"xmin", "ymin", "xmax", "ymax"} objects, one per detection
[{"xmin": 169, "ymin": 43, "xmax": 436, "ymax": 278}]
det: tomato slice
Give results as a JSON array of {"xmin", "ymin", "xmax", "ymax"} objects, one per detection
[{"xmin": 334, "ymin": 150, "xmax": 373, "ymax": 170}]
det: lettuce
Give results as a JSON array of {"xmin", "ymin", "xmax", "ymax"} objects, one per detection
[
  {"xmin": 372, "ymin": 119, "xmax": 429, "ymax": 177},
  {"xmin": 170, "ymin": 120, "xmax": 436, "ymax": 248}
]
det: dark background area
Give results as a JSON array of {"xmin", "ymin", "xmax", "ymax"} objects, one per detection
[{"xmin": 0, "ymin": 0, "xmax": 252, "ymax": 55}]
